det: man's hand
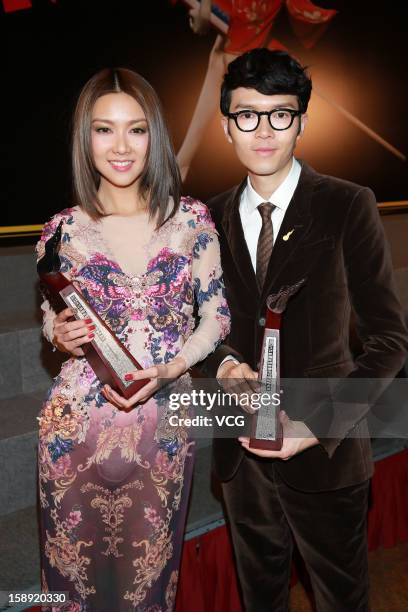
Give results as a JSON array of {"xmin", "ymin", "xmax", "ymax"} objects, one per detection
[
  {"xmin": 217, "ymin": 360, "xmax": 257, "ymax": 380},
  {"xmin": 52, "ymin": 308, "xmax": 94, "ymax": 356},
  {"xmin": 102, "ymin": 356, "xmax": 187, "ymax": 411},
  {"xmin": 239, "ymin": 411, "xmax": 320, "ymax": 459},
  {"xmin": 216, "ymin": 360, "xmax": 260, "ymax": 414}
]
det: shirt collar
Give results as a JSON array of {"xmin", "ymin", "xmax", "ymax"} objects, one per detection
[{"xmin": 243, "ymin": 157, "xmax": 301, "ymax": 215}]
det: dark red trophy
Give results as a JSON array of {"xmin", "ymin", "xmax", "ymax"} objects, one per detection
[
  {"xmin": 37, "ymin": 220, "xmax": 148, "ymax": 400},
  {"xmin": 249, "ymin": 279, "xmax": 306, "ymax": 450}
]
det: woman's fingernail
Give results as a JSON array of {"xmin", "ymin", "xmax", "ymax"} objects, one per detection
[
  {"xmin": 87, "ymin": 324, "xmax": 96, "ymax": 330},
  {"xmin": 124, "ymin": 373, "xmax": 133, "ymax": 381},
  {"xmin": 88, "ymin": 333, "xmax": 94, "ymax": 339},
  {"xmin": 85, "ymin": 318, "xmax": 92, "ymax": 324}
]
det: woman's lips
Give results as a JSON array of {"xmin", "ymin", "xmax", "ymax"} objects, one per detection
[{"xmin": 109, "ymin": 160, "xmax": 134, "ymax": 172}]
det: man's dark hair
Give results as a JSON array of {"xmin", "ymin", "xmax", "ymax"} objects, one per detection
[{"xmin": 220, "ymin": 49, "xmax": 312, "ymax": 115}]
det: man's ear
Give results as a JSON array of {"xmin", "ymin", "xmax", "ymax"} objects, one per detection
[
  {"xmin": 297, "ymin": 113, "xmax": 308, "ymax": 139},
  {"xmin": 222, "ymin": 116, "xmax": 233, "ymax": 143}
]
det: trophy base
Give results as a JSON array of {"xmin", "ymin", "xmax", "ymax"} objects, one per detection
[
  {"xmin": 249, "ymin": 437, "xmax": 283, "ymax": 451},
  {"xmin": 119, "ymin": 379, "xmax": 148, "ymax": 400},
  {"xmin": 82, "ymin": 342, "xmax": 148, "ymax": 402},
  {"xmin": 249, "ymin": 404, "xmax": 283, "ymax": 451}
]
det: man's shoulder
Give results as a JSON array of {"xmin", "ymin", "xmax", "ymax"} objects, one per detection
[
  {"xmin": 207, "ymin": 185, "xmax": 239, "ymax": 210},
  {"xmin": 305, "ymin": 163, "xmax": 374, "ymax": 203},
  {"xmin": 206, "ymin": 180, "xmax": 246, "ymax": 224}
]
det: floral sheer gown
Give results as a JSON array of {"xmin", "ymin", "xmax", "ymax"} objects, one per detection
[{"xmin": 35, "ymin": 198, "xmax": 230, "ymax": 612}]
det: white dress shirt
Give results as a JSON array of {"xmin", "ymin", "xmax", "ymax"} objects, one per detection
[
  {"xmin": 239, "ymin": 157, "xmax": 301, "ymax": 272},
  {"xmin": 218, "ymin": 157, "xmax": 302, "ymax": 372}
]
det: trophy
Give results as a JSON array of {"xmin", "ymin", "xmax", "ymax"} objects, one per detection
[
  {"xmin": 249, "ymin": 279, "xmax": 306, "ymax": 450},
  {"xmin": 37, "ymin": 220, "xmax": 149, "ymax": 400}
]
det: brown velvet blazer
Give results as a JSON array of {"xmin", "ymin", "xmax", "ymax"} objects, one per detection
[{"xmin": 201, "ymin": 161, "xmax": 408, "ymax": 491}]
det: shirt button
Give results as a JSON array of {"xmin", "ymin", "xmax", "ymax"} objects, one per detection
[{"xmin": 258, "ymin": 317, "xmax": 266, "ymax": 326}]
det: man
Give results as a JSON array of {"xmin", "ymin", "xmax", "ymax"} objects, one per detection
[{"xmin": 201, "ymin": 49, "xmax": 408, "ymax": 611}]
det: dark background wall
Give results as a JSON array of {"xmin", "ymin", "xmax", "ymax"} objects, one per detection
[{"xmin": 1, "ymin": 0, "xmax": 407, "ymax": 228}]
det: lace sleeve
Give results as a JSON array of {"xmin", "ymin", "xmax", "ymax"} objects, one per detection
[{"xmin": 178, "ymin": 226, "xmax": 231, "ymax": 369}]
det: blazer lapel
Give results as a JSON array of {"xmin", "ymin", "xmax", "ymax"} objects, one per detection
[
  {"xmin": 260, "ymin": 161, "xmax": 317, "ymax": 302},
  {"xmin": 221, "ymin": 179, "xmax": 260, "ymax": 297}
]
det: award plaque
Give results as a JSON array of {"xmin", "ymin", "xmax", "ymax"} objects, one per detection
[
  {"xmin": 37, "ymin": 220, "xmax": 149, "ymax": 400},
  {"xmin": 249, "ymin": 279, "xmax": 306, "ymax": 450}
]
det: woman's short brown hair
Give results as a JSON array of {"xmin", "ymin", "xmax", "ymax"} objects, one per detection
[{"xmin": 72, "ymin": 68, "xmax": 181, "ymax": 227}]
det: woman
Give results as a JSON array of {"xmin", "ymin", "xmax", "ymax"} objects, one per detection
[{"xmin": 36, "ymin": 68, "xmax": 230, "ymax": 611}]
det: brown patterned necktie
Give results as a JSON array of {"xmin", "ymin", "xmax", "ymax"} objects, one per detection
[{"xmin": 256, "ymin": 202, "xmax": 276, "ymax": 289}]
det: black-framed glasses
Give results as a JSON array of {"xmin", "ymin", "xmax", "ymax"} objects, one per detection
[{"xmin": 226, "ymin": 108, "xmax": 302, "ymax": 132}]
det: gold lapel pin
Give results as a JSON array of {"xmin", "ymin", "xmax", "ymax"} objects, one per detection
[{"xmin": 283, "ymin": 229, "xmax": 295, "ymax": 241}]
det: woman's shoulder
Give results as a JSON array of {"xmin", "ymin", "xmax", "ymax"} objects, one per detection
[
  {"xmin": 40, "ymin": 206, "xmax": 84, "ymax": 240},
  {"xmin": 177, "ymin": 196, "xmax": 215, "ymax": 231},
  {"xmin": 43, "ymin": 205, "xmax": 80, "ymax": 228},
  {"xmin": 43, "ymin": 206, "xmax": 84, "ymax": 233}
]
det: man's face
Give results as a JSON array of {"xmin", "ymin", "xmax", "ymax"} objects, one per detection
[{"xmin": 222, "ymin": 88, "xmax": 307, "ymax": 179}]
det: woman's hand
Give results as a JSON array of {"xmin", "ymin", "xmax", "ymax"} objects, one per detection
[
  {"xmin": 102, "ymin": 356, "xmax": 188, "ymax": 410},
  {"xmin": 52, "ymin": 307, "xmax": 95, "ymax": 356}
]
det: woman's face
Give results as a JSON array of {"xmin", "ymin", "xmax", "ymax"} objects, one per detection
[{"xmin": 91, "ymin": 92, "xmax": 149, "ymax": 190}]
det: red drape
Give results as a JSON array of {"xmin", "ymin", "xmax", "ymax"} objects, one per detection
[
  {"xmin": 175, "ymin": 526, "xmax": 243, "ymax": 612},
  {"xmin": 2, "ymin": 0, "xmax": 32, "ymax": 13},
  {"xmin": 368, "ymin": 449, "xmax": 408, "ymax": 551},
  {"xmin": 175, "ymin": 449, "xmax": 408, "ymax": 611}
]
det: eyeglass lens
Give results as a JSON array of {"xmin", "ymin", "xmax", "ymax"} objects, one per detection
[{"xmin": 236, "ymin": 110, "xmax": 296, "ymax": 131}]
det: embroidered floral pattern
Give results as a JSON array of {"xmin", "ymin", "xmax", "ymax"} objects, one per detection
[
  {"xmin": 80, "ymin": 481, "xmax": 144, "ymax": 557},
  {"xmin": 77, "ymin": 420, "xmax": 150, "ymax": 472},
  {"xmin": 166, "ymin": 571, "xmax": 179, "ymax": 612},
  {"xmin": 38, "ymin": 392, "xmax": 88, "ymax": 508},
  {"xmin": 44, "ymin": 508, "xmax": 96, "ymax": 601},
  {"xmin": 124, "ymin": 506, "xmax": 174, "ymax": 607}
]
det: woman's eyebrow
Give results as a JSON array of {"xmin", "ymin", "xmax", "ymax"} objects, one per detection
[{"xmin": 91, "ymin": 117, "xmax": 147, "ymax": 124}]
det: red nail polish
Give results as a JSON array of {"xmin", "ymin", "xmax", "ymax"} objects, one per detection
[
  {"xmin": 88, "ymin": 333, "xmax": 94, "ymax": 339},
  {"xmin": 85, "ymin": 318, "xmax": 92, "ymax": 324},
  {"xmin": 87, "ymin": 324, "xmax": 96, "ymax": 330},
  {"xmin": 124, "ymin": 374, "xmax": 133, "ymax": 381}
]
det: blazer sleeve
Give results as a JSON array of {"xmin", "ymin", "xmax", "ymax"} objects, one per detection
[
  {"xmin": 195, "ymin": 342, "xmax": 244, "ymax": 378},
  {"xmin": 304, "ymin": 187, "xmax": 408, "ymax": 456},
  {"xmin": 344, "ymin": 187, "xmax": 408, "ymax": 377}
]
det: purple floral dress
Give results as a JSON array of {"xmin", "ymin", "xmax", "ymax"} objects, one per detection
[{"xmin": 35, "ymin": 198, "xmax": 230, "ymax": 611}]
